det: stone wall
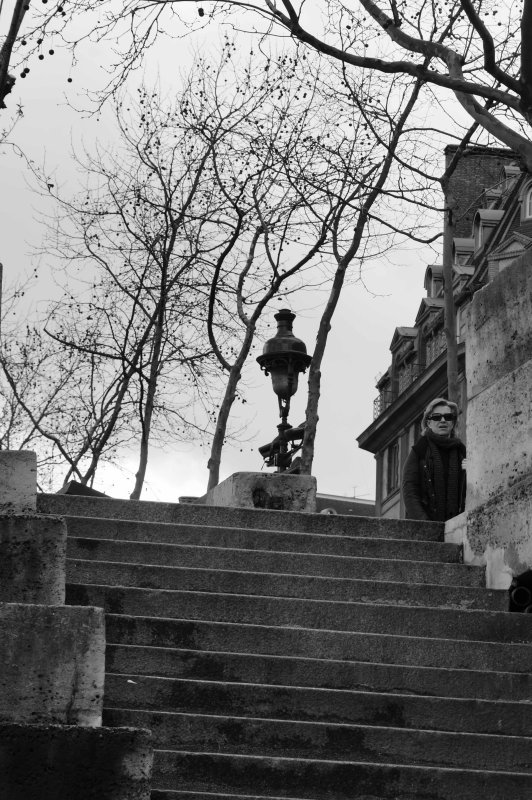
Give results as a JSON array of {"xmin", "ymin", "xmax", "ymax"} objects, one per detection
[{"xmin": 457, "ymin": 250, "xmax": 532, "ymax": 588}]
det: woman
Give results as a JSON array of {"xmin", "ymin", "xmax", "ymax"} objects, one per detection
[{"xmin": 402, "ymin": 398, "xmax": 466, "ymax": 521}]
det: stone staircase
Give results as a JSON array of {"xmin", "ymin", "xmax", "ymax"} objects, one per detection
[{"xmin": 36, "ymin": 493, "xmax": 532, "ymax": 800}]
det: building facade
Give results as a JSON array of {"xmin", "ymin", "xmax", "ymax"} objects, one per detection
[{"xmin": 357, "ymin": 145, "xmax": 532, "ymax": 518}]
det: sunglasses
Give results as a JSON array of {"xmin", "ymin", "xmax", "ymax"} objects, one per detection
[{"xmin": 429, "ymin": 413, "xmax": 456, "ymax": 422}]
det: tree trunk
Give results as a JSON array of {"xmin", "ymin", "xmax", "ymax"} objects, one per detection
[
  {"xmin": 130, "ymin": 300, "xmax": 165, "ymax": 500},
  {"xmin": 206, "ymin": 323, "xmax": 257, "ymax": 492},
  {"xmin": 300, "ymin": 263, "xmax": 347, "ymax": 475},
  {"xmin": 442, "ymin": 202, "xmax": 460, "ymax": 406}
]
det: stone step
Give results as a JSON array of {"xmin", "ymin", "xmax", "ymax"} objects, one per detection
[
  {"xmin": 151, "ymin": 750, "xmax": 532, "ymax": 799},
  {"xmin": 103, "ymin": 708, "xmax": 532, "ymax": 772},
  {"xmin": 106, "ymin": 615, "xmax": 532, "ymax": 673},
  {"xmin": 68, "ymin": 537, "xmax": 482, "ymax": 584},
  {"xmin": 105, "ymin": 643, "xmax": 532, "ymax": 702},
  {"xmin": 37, "ymin": 494, "xmax": 443, "ymax": 540},
  {"xmin": 63, "ymin": 519, "xmax": 461, "ymax": 561},
  {"xmin": 67, "ymin": 559, "xmax": 504, "ymax": 610},
  {"xmin": 103, "ymin": 674, "xmax": 532, "ymax": 736},
  {"xmin": 66, "ymin": 584, "xmax": 530, "ymax": 643}
]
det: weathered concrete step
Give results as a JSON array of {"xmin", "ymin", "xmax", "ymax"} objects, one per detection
[
  {"xmin": 68, "ymin": 537, "xmax": 482, "ymax": 584},
  {"xmin": 67, "ymin": 559, "xmax": 503, "ymax": 610},
  {"xmin": 66, "ymin": 584, "xmax": 531, "ymax": 643},
  {"xmin": 64, "ymin": 519, "xmax": 460, "ymax": 561},
  {"xmin": 106, "ymin": 615, "xmax": 532, "ymax": 673},
  {"xmin": 104, "ymin": 674, "xmax": 532, "ymax": 736},
  {"xmin": 152, "ymin": 750, "xmax": 532, "ymax": 799},
  {"xmin": 37, "ymin": 493, "xmax": 443, "ymax": 540},
  {"xmin": 104, "ymin": 708, "xmax": 532, "ymax": 771},
  {"xmin": 106, "ymin": 643, "xmax": 532, "ymax": 701}
]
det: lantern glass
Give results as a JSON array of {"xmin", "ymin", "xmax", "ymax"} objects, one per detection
[{"xmin": 270, "ymin": 360, "xmax": 298, "ymax": 400}]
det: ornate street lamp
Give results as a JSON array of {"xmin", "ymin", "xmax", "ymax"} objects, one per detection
[{"xmin": 257, "ymin": 308, "xmax": 312, "ymax": 472}]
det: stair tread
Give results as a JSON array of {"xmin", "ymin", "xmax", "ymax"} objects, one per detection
[
  {"xmin": 67, "ymin": 558, "xmax": 503, "ymax": 609},
  {"xmin": 103, "ymin": 674, "xmax": 532, "ymax": 735},
  {"xmin": 66, "ymin": 582, "xmax": 525, "ymax": 643},
  {"xmin": 67, "ymin": 538, "xmax": 482, "ymax": 583}
]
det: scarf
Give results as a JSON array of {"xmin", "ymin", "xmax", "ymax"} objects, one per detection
[{"xmin": 425, "ymin": 431, "xmax": 464, "ymax": 521}]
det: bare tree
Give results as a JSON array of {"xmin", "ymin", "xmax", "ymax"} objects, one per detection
[
  {"xmin": 16, "ymin": 0, "xmax": 532, "ymax": 164},
  {"xmin": 0, "ymin": 0, "xmax": 30, "ymax": 109}
]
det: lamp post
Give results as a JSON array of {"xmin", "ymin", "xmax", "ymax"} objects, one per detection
[{"xmin": 257, "ymin": 308, "xmax": 312, "ymax": 472}]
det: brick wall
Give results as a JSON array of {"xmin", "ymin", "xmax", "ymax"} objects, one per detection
[{"xmin": 444, "ymin": 146, "xmax": 516, "ymax": 238}]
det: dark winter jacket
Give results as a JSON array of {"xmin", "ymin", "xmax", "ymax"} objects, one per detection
[{"xmin": 402, "ymin": 434, "xmax": 466, "ymax": 521}]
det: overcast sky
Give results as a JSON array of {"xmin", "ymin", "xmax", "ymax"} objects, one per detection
[{"xmin": 0, "ymin": 18, "xmax": 444, "ymax": 503}]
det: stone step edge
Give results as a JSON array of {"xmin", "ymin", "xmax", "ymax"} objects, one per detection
[
  {"xmin": 66, "ymin": 515, "xmax": 445, "ymax": 545},
  {"xmin": 104, "ymin": 708, "xmax": 532, "ymax": 744},
  {"xmin": 153, "ymin": 748, "xmax": 532, "ymax": 775},
  {"xmin": 105, "ymin": 672, "xmax": 530, "ymax": 709},
  {"xmin": 151, "ymin": 793, "xmax": 306, "ymax": 800},
  {"xmin": 66, "ymin": 558, "xmax": 496, "ymax": 596},
  {"xmin": 67, "ymin": 535, "xmax": 461, "ymax": 561},
  {"xmin": 151, "ymin": 792, "xmax": 302, "ymax": 800},
  {"xmin": 105, "ymin": 642, "xmax": 532, "ymax": 682},
  {"xmin": 68, "ymin": 582, "xmax": 513, "ymax": 620},
  {"xmin": 37, "ymin": 494, "xmax": 443, "ymax": 535},
  {"xmin": 104, "ymin": 612, "xmax": 530, "ymax": 648}
]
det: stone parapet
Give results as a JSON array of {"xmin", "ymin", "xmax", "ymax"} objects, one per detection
[
  {"xmin": 463, "ymin": 250, "xmax": 532, "ymax": 588},
  {"xmin": 203, "ymin": 471, "xmax": 317, "ymax": 512},
  {"xmin": 0, "ymin": 515, "xmax": 67, "ymax": 604},
  {"xmin": 0, "ymin": 603, "xmax": 105, "ymax": 726}
]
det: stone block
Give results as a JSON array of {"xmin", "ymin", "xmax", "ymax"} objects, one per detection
[
  {"xmin": 465, "ymin": 250, "xmax": 532, "ymax": 398},
  {"xmin": 0, "ymin": 515, "xmax": 66, "ymax": 604},
  {"xmin": 464, "ymin": 475, "xmax": 532, "ymax": 589},
  {"xmin": 204, "ymin": 471, "xmax": 317, "ymax": 512},
  {"xmin": 0, "ymin": 451, "xmax": 37, "ymax": 513},
  {"xmin": 0, "ymin": 722, "xmax": 152, "ymax": 800},
  {"xmin": 0, "ymin": 603, "xmax": 105, "ymax": 726},
  {"xmin": 466, "ymin": 359, "xmax": 532, "ymax": 508}
]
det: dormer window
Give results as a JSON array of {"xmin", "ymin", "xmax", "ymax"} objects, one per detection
[
  {"xmin": 474, "ymin": 217, "xmax": 483, "ymax": 249},
  {"xmin": 453, "ymin": 238, "xmax": 474, "ymax": 265},
  {"xmin": 523, "ymin": 185, "xmax": 532, "ymax": 219},
  {"xmin": 472, "ymin": 209, "xmax": 504, "ymax": 251}
]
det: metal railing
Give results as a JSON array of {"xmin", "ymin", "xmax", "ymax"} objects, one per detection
[
  {"xmin": 373, "ymin": 362, "xmax": 427, "ymax": 420},
  {"xmin": 373, "ymin": 392, "xmax": 395, "ymax": 418}
]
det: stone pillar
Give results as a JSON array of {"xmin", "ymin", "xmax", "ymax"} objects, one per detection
[
  {"xmin": 458, "ymin": 251, "xmax": 532, "ymax": 588},
  {"xmin": 0, "ymin": 450, "xmax": 153, "ymax": 798},
  {"xmin": 204, "ymin": 472, "xmax": 317, "ymax": 512},
  {"xmin": 0, "ymin": 452, "xmax": 37, "ymax": 513}
]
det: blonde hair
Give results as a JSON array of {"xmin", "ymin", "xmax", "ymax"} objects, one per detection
[{"xmin": 422, "ymin": 397, "xmax": 458, "ymax": 435}]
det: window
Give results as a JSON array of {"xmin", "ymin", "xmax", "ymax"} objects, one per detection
[
  {"xmin": 387, "ymin": 441, "xmax": 399, "ymax": 495},
  {"xmin": 524, "ymin": 186, "xmax": 532, "ymax": 219},
  {"xmin": 425, "ymin": 329, "xmax": 446, "ymax": 365}
]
